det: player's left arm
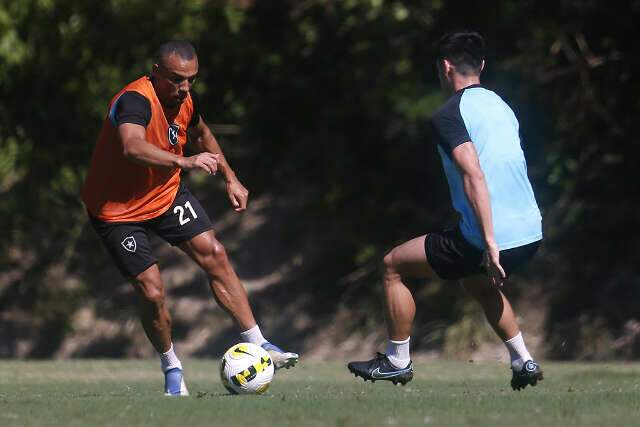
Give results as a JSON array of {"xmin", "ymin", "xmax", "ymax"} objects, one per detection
[
  {"xmin": 188, "ymin": 116, "xmax": 249, "ymax": 212},
  {"xmin": 451, "ymin": 142, "xmax": 506, "ymax": 286}
]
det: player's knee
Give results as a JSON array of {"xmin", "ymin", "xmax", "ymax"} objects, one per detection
[
  {"xmin": 134, "ymin": 273, "xmax": 165, "ymax": 305},
  {"xmin": 205, "ymin": 239, "xmax": 228, "ymax": 264},
  {"xmin": 201, "ymin": 239, "xmax": 231, "ymax": 275},
  {"xmin": 209, "ymin": 239, "xmax": 228, "ymax": 260},
  {"xmin": 383, "ymin": 250, "xmax": 397, "ymax": 275},
  {"xmin": 140, "ymin": 282, "xmax": 164, "ymax": 304},
  {"xmin": 144, "ymin": 285, "xmax": 165, "ymax": 305},
  {"xmin": 382, "ymin": 250, "xmax": 401, "ymax": 286}
]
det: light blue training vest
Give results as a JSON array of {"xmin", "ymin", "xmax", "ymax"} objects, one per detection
[{"xmin": 434, "ymin": 85, "xmax": 542, "ymax": 250}]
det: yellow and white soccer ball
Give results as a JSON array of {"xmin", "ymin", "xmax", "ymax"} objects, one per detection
[{"xmin": 220, "ymin": 343, "xmax": 275, "ymax": 395}]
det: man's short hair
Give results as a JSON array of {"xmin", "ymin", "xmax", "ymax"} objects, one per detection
[
  {"xmin": 436, "ymin": 31, "xmax": 485, "ymax": 76},
  {"xmin": 156, "ymin": 40, "xmax": 197, "ymax": 66}
]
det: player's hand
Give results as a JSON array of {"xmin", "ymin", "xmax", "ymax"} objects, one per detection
[
  {"xmin": 483, "ymin": 244, "xmax": 506, "ymax": 287},
  {"xmin": 181, "ymin": 153, "xmax": 219, "ymax": 175},
  {"xmin": 226, "ymin": 178, "xmax": 249, "ymax": 212}
]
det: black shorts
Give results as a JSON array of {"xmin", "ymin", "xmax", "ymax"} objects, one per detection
[
  {"xmin": 424, "ymin": 227, "xmax": 541, "ymax": 281},
  {"xmin": 88, "ymin": 183, "xmax": 213, "ymax": 278}
]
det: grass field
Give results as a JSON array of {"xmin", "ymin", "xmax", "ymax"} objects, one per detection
[{"xmin": 1, "ymin": 359, "xmax": 639, "ymax": 426}]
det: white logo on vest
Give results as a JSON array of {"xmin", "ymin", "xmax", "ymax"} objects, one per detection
[{"xmin": 168, "ymin": 123, "xmax": 180, "ymax": 146}]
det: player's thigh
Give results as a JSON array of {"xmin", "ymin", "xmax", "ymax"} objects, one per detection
[
  {"xmin": 88, "ymin": 215, "xmax": 158, "ymax": 278},
  {"xmin": 178, "ymin": 229, "xmax": 226, "ymax": 266},
  {"xmin": 386, "ymin": 235, "xmax": 435, "ymax": 278},
  {"xmin": 151, "ymin": 183, "xmax": 213, "ymax": 247}
]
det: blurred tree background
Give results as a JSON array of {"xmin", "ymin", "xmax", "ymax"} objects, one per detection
[{"xmin": 1, "ymin": 0, "xmax": 638, "ymax": 360}]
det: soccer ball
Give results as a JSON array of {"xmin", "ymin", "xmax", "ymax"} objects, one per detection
[{"xmin": 220, "ymin": 342, "xmax": 275, "ymax": 395}]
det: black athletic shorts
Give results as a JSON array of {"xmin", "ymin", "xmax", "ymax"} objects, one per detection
[
  {"xmin": 88, "ymin": 183, "xmax": 213, "ymax": 278},
  {"xmin": 424, "ymin": 226, "xmax": 541, "ymax": 281}
]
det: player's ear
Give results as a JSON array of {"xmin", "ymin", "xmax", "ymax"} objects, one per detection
[
  {"xmin": 152, "ymin": 63, "xmax": 160, "ymax": 75},
  {"xmin": 442, "ymin": 58, "xmax": 453, "ymax": 74},
  {"xmin": 480, "ymin": 60, "xmax": 485, "ymax": 73}
]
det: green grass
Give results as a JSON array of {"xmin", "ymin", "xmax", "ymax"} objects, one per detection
[{"xmin": 1, "ymin": 360, "xmax": 639, "ymax": 426}]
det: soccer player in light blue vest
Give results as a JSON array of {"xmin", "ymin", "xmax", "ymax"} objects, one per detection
[{"xmin": 348, "ymin": 31, "xmax": 544, "ymax": 390}]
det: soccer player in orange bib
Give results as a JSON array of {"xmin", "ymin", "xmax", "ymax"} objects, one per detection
[{"xmin": 82, "ymin": 41, "xmax": 298, "ymax": 396}]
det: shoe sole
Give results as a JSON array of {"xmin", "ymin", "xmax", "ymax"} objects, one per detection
[
  {"xmin": 511, "ymin": 371, "xmax": 544, "ymax": 391},
  {"xmin": 348, "ymin": 366, "xmax": 414, "ymax": 386}
]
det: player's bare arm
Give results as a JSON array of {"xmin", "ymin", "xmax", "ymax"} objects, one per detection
[
  {"xmin": 118, "ymin": 122, "xmax": 219, "ymax": 174},
  {"xmin": 451, "ymin": 141, "xmax": 506, "ymax": 286},
  {"xmin": 188, "ymin": 117, "xmax": 249, "ymax": 212}
]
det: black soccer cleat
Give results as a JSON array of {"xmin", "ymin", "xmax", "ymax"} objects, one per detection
[
  {"xmin": 511, "ymin": 360, "xmax": 544, "ymax": 390},
  {"xmin": 347, "ymin": 352, "xmax": 414, "ymax": 386}
]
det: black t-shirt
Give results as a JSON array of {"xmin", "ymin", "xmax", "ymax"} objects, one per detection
[{"xmin": 112, "ymin": 90, "xmax": 201, "ymax": 128}]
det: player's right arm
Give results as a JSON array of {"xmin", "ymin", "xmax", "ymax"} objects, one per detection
[
  {"xmin": 113, "ymin": 91, "xmax": 218, "ymax": 174},
  {"xmin": 118, "ymin": 123, "xmax": 218, "ymax": 174},
  {"xmin": 451, "ymin": 142, "xmax": 506, "ymax": 287}
]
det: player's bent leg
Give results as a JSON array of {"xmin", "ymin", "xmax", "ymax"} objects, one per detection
[
  {"xmin": 132, "ymin": 264, "xmax": 172, "ymax": 353},
  {"xmin": 461, "ymin": 275, "xmax": 543, "ymax": 390},
  {"xmin": 348, "ymin": 235, "xmax": 434, "ymax": 385},
  {"xmin": 132, "ymin": 265, "xmax": 189, "ymax": 396},
  {"xmin": 180, "ymin": 231, "xmax": 298, "ymax": 370},
  {"xmin": 179, "ymin": 230, "xmax": 257, "ymax": 331},
  {"xmin": 383, "ymin": 235, "xmax": 435, "ymax": 340},
  {"xmin": 461, "ymin": 275, "xmax": 518, "ymax": 341}
]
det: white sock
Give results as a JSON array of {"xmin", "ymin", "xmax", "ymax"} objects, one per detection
[
  {"xmin": 504, "ymin": 332, "xmax": 533, "ymax": 371},
  {"xmin": 240, "ymin": 324, "xmax": 268, "ymax": 346},
  {"xmin": 385, "ymin": 337, "xmax": 411, "ymax": 369},
  {"xmin": 160, "ymin": 343, "xmax": 182, "ymax": 373}
]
